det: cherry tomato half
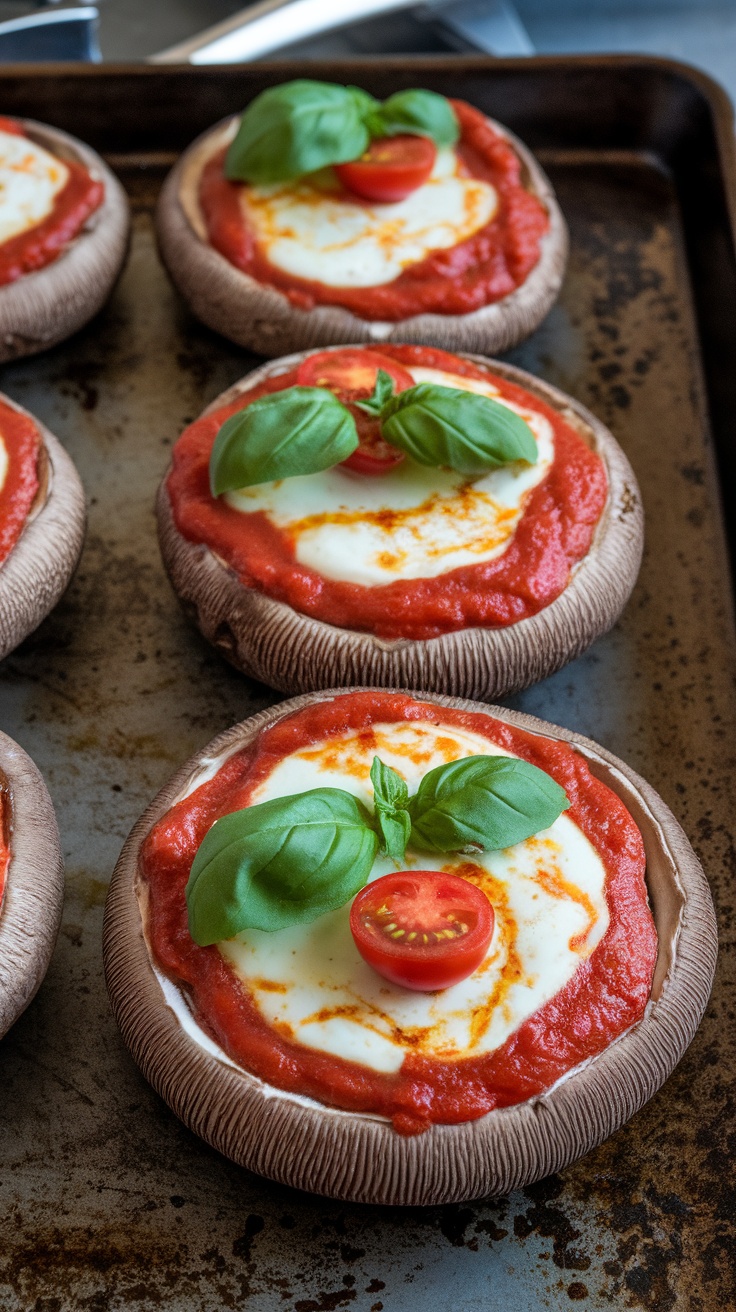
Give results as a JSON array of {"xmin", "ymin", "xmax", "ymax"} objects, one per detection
[
  {"xmin": 350, "ymin": 870, "xmax": 494, "ymax": 992},
  {"xmin": 336, "ymin": 135, "xmax": 437, "ymax": 204},
  {"xmin": 297, "ymin": 348, "xmax": 414, "ymax": 475}
]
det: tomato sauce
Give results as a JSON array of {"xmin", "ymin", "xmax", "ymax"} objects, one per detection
[
  {"xmin": 166, "ymin": 344, "xmax": 608, "ymax": 641},
  {"xmin": 0, "ymin": 397, "xmax": 41, "ymax": 565},
  {"xmin": 198, "ymin": 100, "xmax": 549, "ymax": 320},
  {"xmin": 0, "ymin": 118, "xmax": 103, "ymax": 287},
  {"xmin": 142, "ymin": 690, "xmax": 658, "ymax": 1135}
]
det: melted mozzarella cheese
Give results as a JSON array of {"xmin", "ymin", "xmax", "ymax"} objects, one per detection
[
  {"xmin": 0, "ymin": 129, "xmax": 68, "ymax": 245},
  {"xmin": 218, "ymin": 719, "xmax": 610, "ymax": 1075},
  {"xmin": 239, "ymin": 147, "xmax": 496, "ymax": 288},
  {"xmin": 0, "ymin": 436, "xmax": 8, "ymax": 495},
  {"xmin": 225, "ymin": 367, "xmax": 554, "ymax": 584}
]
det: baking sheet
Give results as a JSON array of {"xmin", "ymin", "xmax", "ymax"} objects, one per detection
[{"xmin": 0, "ymin": 58, "xmax": 734, "ymax": 1310}]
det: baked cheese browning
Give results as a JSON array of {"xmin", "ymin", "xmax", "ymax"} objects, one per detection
[
  {"xmin": 218, "ymin": 719, "xmax": 610, "ymax": 1074},
  {"xmin": 528, "ymin": 842, "xmax": 600, "ymax": 957},
  {"xmin": 284, "ymin": 487, "xmax": 521, "ymax": 564},
  {"xmin": 238, "ymin": 147, "xmax": 497, "ymax": 289},
  {"xmin": 445, "ymin": 860, "xmax": 525, "ymax": 1051},
  {"xmin": 268, "ymin": 860, "xmax": 521, "ymax": 1061},
  {"xmin": 225, "ymin": 366, "xmax": 554, "ymax": 585},
  {"xmin": 297, "ymin": 726, "xmax": 466, "ymax": 779}
]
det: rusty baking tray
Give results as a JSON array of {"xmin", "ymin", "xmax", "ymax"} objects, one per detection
[{"xmin": 0, "ymin": 56, "xmax": 734, "ymax": 1310}]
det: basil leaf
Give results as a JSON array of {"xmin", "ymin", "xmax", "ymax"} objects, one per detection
[
  {"xmin": 371, "ymin": 90, "xmax": 459, "ymax": 147},
  {"xmin": 371, "ymin": 755, "xmax": 409, "ymax": 810},
  {"xmin": 209, "ymin": 387, "xmax": 358, "ymax": 495},
  {"xmin": 370, "ymin": 756, "xmax": 411, "ymax": 864},
  {"xmin": 225, "ymin": 80, "xmax": 376, "ymax": 185},
  {"xmin": 349, "ymin": 86, "xmax": 383, "ymax": 120},
  {"xmin": 409, "ymin": 755, "xmax": 570, "ymax": 853},
  {"xmin": 355, "ymin": 369, "xmax": 396, "ymax": 418},
  {"xmin": 380, "ymin": 385, "xmax": 538, "ymax": 476},
  {"xmin": 186, "ymin": 789, "xmax": 379, "ymax": 944}
]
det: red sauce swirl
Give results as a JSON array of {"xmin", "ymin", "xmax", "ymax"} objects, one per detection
[
  {"xmin": 166, "ymin": 344, "xmax": 608, "ymax": 641},
  {"xmin": 0, "ymin": 117, "xmax": 103, "ymax": 287},
  {"xmin": 198, "ymin": 100, "xmax": 550, "ymax": 320},
  {"xmin": 142, "ymin": 690, "xmax": 657, "ymax": 1135}
]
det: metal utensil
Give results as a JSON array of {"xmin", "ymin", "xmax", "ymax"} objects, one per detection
[
  {"xmin": 150, "ymin": 0, "xmax": 419, "ymax": 63},
  {"xmin": 0, "ymin": 5, "xmax": 99, "ymax": 61}
]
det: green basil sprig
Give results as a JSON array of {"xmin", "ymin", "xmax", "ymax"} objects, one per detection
[
  {"xmin": 209, "ymin": 372, "xmax": 536, "ymax": 492},
  {"xmin": 225, "ymin": 81, "xmax": 378, "ymax": 186},
  {"xmin": 358, "ymin": 370, "xmax": 538, "ymax": 476},
  {"xmin": 355, "ymin": 368, "xmax": 395, "ymax": 417},
  {"xmin": 408, "ymin": 756, "xmax": 570, "ymax": 853},
  {"xmin": 225, "ymin": 80, "xmax": 459, "ymax": 187},
  {"xmin": 369, "ymin": 90, "xmax": 459, "ymax": 147},
  {"xmin": 370, "ymin": 756, "xmax": 411, "ymax": 866},
  {"xmin": 186, "ymin": 789, "xmax": 378, "ymax": 944},
  {"xmin": 186, "ymin": 751, "xmax": 569, "ymax": 945},
  {"xmin": 369, "ymin": 752, "xmax": 569, "ymax": 862},
  {"xmin": 209, "ymin": 387, "xmax": 358, "ymax": 495}
]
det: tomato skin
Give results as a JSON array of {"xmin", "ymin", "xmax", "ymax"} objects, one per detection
[
  {"xmin": 342, "ymin": 422, "xmax": 403, "ymax": 476},
  {"xmin": 350, "ymin": 870, "xmax": 494, "ymax": 992},
  {"xmin": 296, "ymin": 348, "xmax": 414, "ymax": 397},
  {"xmin": 336, "ymin": 135, "xmax": 437, "ymax": 203},
  {"xmin": 297, "ymin": 348, "xmax": 413, "ymax": 475}
]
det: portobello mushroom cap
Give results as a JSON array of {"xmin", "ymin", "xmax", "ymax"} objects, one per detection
[
  {"xmin": 0, "ymin": 119, "xmax": 130, "ymax": 362},
  {"xmin": 155, "ymin": 114, "xmax": 568, "ymax": 358},
  {"xmin": 103, "ymin": 688, "xmax": 717, "ymax": 1205},
  {"xmin": 156, "ymin": 349, "xmax": 644, "ymax": 700},
  {"xmin": 0, "ymin": 731, "xmax": 63, "ymax": 1039},
  {"xmin": 0, "ymin": 392, "xmax": 86, "ymax": 660}
]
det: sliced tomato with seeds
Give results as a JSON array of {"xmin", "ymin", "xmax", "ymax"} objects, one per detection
[
  {"xmin": 297, "ymin": 348, "xmax": 414, "ymax": 399},
  {"xmin": 297, "ymin": 348, "xmax": 414, "ymax": 475},
  {"xmin": 350, "ymin": 870, "xmax": 494, "ymax": 992},
  {"xmin": 335, "ymin": 135, "xmax": 437, "ymax": 204},
  {"xmin": 345, "ymin": 412, "xmax": 405, "ymax": 476}
]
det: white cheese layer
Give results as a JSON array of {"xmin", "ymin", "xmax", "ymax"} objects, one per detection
[
  {"xmin": 218, "ymin": 718, "xmax": 610, "ymax": 1075},
  {"xmin": 0, "ymin": 436, "xmax": 9, "ymax": 495},
  {"xmin": 225, "ymin": 366, "xmax": 554, "ymax": 585},
  {"xmin": 239, "ymin": 147, "xmax": 496, "ymax": 288},
  {"xmin": 0, "ymin": 128, "xmax": 68, "ymax": 245}
]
